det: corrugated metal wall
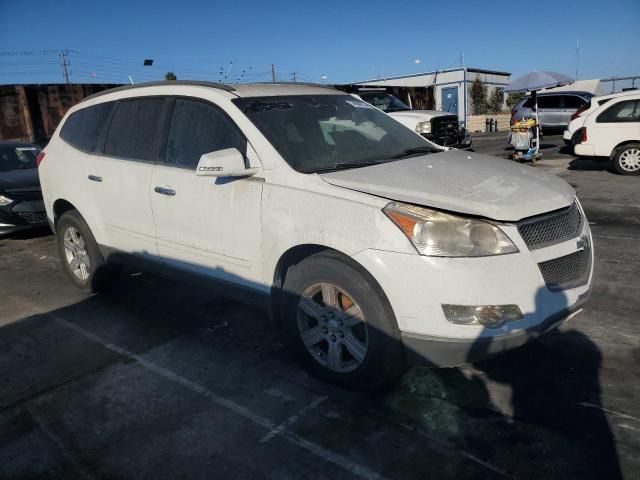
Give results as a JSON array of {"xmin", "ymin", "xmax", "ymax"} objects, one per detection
[{"xmin": 0, "ymin": 84, "xmax": 119, "ymax": 144}]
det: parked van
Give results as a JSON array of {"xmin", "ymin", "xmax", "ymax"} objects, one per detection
[
  {"xmin": 511, "ymin": 91, "xmax": 593, "ymax": 129},
  {"xmin": 39, "ymin": 81, "xmax": 593, "ymax": 388},
  {"xmin": 574, "ymin": 92, "xmax": 640, "ymax": 175}
]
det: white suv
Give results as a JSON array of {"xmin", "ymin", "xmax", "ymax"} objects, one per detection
[
  {"xmin": 39, "ymin": 81, "xmax": 593, "ymax": 388},
  {"xmin": 574, "ymin": 92, "xmax": 640, "ymax": 175}
]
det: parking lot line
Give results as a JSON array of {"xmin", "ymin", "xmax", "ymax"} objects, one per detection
[
  {"xmin": 49, "ymin": 313, "xmax": 391, "ymax": 480},
  {"xmin": 260, "ymin": 394, "xmax": 328, "ymax": 443}
]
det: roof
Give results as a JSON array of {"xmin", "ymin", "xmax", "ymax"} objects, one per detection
[
  {"xmin": 83, "ymin": 80, "xmax": 339, "ymax": 102},
  {"xmin": 353, "ymin": 67, "xmax": 511, "ymax": 84},
  {"xmin": 540, "ymin": 79, "xmax": 603, "ymax": 95}
]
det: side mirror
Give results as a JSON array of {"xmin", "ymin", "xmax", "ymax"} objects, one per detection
[{"xmin": 195, "ymin": 148, "xmax": 258, "ymax": 177}]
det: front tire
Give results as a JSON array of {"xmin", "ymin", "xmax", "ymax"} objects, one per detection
[
  {"xmin": 281, "ymin": 251, "xmax": 407, "ymax": 389},
  {"xmin": 612, "ymin": 143, "xmax": 640, "ymax": 176},
  {"xmin": 56, "ymin": 210, "xmax": 112, "ymax": 292}
]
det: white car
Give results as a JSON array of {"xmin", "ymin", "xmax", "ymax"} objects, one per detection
[
  {"xmin": 39, "ymin": 81, "xmax": 593, "ymax": 388},
  {"xmin": 563, "ymin": 90, "xmax": 638, "ymax": 148},
  {"xmin": 574, "ymin": 92, "xmax": 640, "ymax": 175},
  {"xmin": 357, "ymin": 91, "xmax": 472, "ymax": 149}
]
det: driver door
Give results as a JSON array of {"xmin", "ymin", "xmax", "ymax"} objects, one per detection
[{"xmin": 150, "ymin": 97, "xmax": 264, "ymax": 288}]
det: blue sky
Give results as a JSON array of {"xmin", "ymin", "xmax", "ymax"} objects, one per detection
[{"xmin": 1, "ymin": 0, "xmax": 638, "ymax": 85}]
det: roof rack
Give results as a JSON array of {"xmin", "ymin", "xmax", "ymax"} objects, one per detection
[
  {"xmin": 242, "ymin": 81, "xmax": 336, "ymax": 90},
  {"xmin": 83, "ymin": 80, "xmax": 236, "ymax": 101}
]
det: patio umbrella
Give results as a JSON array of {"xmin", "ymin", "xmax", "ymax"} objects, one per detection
[
  {"xmin": 504, "ymin": 71, "xmax": 574, "ymax": 94},
  {"xmin": 505, "ymin": 71, "xmax": 574, "ymax": 155}
]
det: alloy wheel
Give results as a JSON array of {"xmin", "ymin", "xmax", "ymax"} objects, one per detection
[
  {"xmin": 297, "ymin": 282, "xmax": 369, "ymax": 373},
  {"xmin": 619, "ymin": 148, "xmax": 640, "ymax": 172},
  {"xmin": 63, "ymin": 226, "xmax": 91, "ymax": 281}
]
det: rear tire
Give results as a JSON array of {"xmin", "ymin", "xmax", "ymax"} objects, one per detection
[
  {"xmin": 612, "ymin": 143, "xmax": 640, "ymax": 176},
  {"xmin": 281, "ymin": 251, "xmax": 407, "ymax": 389},
  {"xmin": 56, "ymin": 210, "xmax": 115, "ymax": 292}
]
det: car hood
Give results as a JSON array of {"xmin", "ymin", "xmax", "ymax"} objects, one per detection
[
  {"xmin": 319, "ymin": 151, "xmax": 575, "ymax": 221},
  {"xmin": 0, "ymin": 168, "xmax": 41, "ymax": 192},
  {"xmin": 388, "ymin": 110, "xmax": 456, "ymax": 121}
]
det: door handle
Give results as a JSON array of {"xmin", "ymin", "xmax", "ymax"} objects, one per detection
[
  {"xmin": 88, "ymin": 174, "xmax": 102, "ymax": 182},
  {"xmin": 154, "ymin": 186, "xmax": 176, "ymax": 196}
]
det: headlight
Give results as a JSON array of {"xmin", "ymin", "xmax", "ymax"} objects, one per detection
[
  {"xmin": 383, "ymin": 202, "xmax": 518, "ymax": 257},
  {"xmin": 415, "ymin": 121, "xmax": 431, "ymax": 134},
  {"xmin": 0, "ymin": 195, "xmax": 14, "ymax": 206}
]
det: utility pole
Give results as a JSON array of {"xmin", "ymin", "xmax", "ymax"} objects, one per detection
[
  {"xmin": 575, "ymin": 39, "xmax": 580, "ymax": 81},
  {"xmin": 60, "ymin": 50, "xmax": 70, "ymax": 84},
  {"xmin": 271, "ymin": 64, "xmax": 276, "ymax": 83},
  {"xmin": 291, "ymin": 72, "xmax": 297, "ymax": 82}
]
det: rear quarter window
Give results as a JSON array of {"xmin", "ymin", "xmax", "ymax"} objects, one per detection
[
  {"xmin": 60, "ymin": 102, "xmax": 116, "ymax": 152},
  {"xmin": 597, "ymin": 100, "xmax": 640, "ymax": 123}
]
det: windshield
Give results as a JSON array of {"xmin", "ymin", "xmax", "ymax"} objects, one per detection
[
  {"xmin": 358, "ymin": 92, "xmax": 411, "ymax": 112},
  {"xmin": 233, "ymin": 95, "xmax": 436, "ymax": 173},
  {"xmin": 0, "ymin": 145, "xmax": 39, "ymax": 172}
]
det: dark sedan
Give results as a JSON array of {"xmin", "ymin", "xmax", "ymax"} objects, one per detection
[{"xmin": 0, "ymin": 141, "xmax": 48, "ymax": 235}]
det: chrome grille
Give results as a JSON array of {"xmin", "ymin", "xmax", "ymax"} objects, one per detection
[
  {"xmin": 518, "ymin": 202, "xmax": 582, "ymax": 250},
  {"xmin": 538, "ymin": 240, "xmax": 591, "ymax": 291}
]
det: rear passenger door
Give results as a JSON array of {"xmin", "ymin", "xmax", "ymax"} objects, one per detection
[
  {"xmin": 87, "ymin": 97, "xmax": 169, "ymax": 256},
  {"xmin": 537, "ymin": 95, "xmax": 563, "ymax": 127},
  {"xmin": 149, "ymin": 97, "xmax": 264, "ymax": 287}
]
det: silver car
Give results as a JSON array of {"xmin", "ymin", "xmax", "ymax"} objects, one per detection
[{"xmin": 511, "ymin": 92, "xmax": 593, "ymax": 129}]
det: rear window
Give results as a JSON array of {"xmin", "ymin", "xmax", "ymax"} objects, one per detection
[
  {"xmin": 104, "ymin": 98, "xmax": 166, "ymax": 161},
  {"xmin": 60, "ymin": 102, "xmax": 115, "ymax": 153},
  {"xmin": 563, "ymin": 96, "xmax": 587, "ymax": 109}
]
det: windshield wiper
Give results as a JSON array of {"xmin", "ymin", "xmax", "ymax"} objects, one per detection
[
  {"xmin": 389, "ymin": 145, "xmax": 439, "ymax": 159},
  {"xmin": 303, "ymin": 160, "xmax": 390, "ymax": 174}
]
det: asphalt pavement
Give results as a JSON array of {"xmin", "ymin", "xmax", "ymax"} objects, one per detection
[{"xmin": 0, "ymin": 134, "xmax": 638, "ymax": 479}]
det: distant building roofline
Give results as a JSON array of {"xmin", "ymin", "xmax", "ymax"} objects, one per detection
[{"xmin": 353, "ymin": 67, "xmax": 511, "ymax": 84}]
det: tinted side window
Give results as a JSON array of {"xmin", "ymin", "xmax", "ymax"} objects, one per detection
[
  {"xmin": 104, "ymin": 98, "xmax": 165, "ymax": 161},
  {"xmin": 166, "ymin": 99, "xmax": 246, "ymax": 170},
  {"xmin": 537, "ymin": 96, "xmax": 561, "ymax": 109},
  {"xmin": 522, "ymin": 98, "xmax": 534, "ymax": 108},
  {"xmin": 60, "ymin": 102, "xmax": 115, "ymax": 152},
  {"xmin": 563, "ymin": 96, "xmax": 587, "ymax": 109},
  {"xmin": 597, "ymin": 100, "xmax": 640, "ymax": 123}
]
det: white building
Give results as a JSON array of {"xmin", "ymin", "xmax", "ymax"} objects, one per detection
[{"xmin": 353, "ymin": 67, "xmax": 511, "ymax": 126}]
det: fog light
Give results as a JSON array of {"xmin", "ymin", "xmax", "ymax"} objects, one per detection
[{"xmin": 442, "ymin": 304, "xmax": 523, "ymax": 328}]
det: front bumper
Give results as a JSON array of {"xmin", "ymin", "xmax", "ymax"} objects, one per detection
[
  {"xmin": 0, "ymin": 199, "xmax": 48, "ymax": 235},
  {"xmin": 352, "ymin": 221, "xmax": 593, "ymax": 367},
  {"xmin": 423, "ymin": 130, "xmax": 472, "ymax": 149},
  {"xmin": 402, "ymin": 295, "xmax": 588, "ymax": 366}
]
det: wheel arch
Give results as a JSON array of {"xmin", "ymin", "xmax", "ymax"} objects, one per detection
[
  {"xmin": 610, "ymin": 140, "xmax": 640, "ymax": 159},
  {"xmin": 269, "ymin": 244, "xmax": 392, "ymax": 325},
  {"xmin": 52, "ymin": 198, "xmax": 79, "ymax": 226}
]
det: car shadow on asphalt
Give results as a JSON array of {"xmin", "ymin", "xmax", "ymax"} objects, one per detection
[
  {"xmin": 0, "ymin": 260, "xmax": 624, "ymax": 479},
  {"xmin": 568, "ymin": 158, "xmax": 616, "ymax": 173}
]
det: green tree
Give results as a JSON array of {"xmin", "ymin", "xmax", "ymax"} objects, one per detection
[
  {"xmin": 469, "ymin": 77, "xmax": 487, "ymax": 115},
  {"xmin": 165, "ymin": 71, "xmax": 177, "ymax": 81},
  {"xmin": 506, "ymin": 92, "xmax": 525, "ymax": 110},
  {"xmin": 487, "ymin": 88, "xmax": 505, "ymax": 114}
]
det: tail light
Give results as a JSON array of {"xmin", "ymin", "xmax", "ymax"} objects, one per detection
[
  {"xmin": 36, "ymin": 151, "xmax": 46, "ymax": 167},
  {"xmin": 580, "ymin": 127, "xmax": 587, "ymax": 143},
  {"xmin": 570, "ymin": 105, "xmax": 589, "ymax": 121}
]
